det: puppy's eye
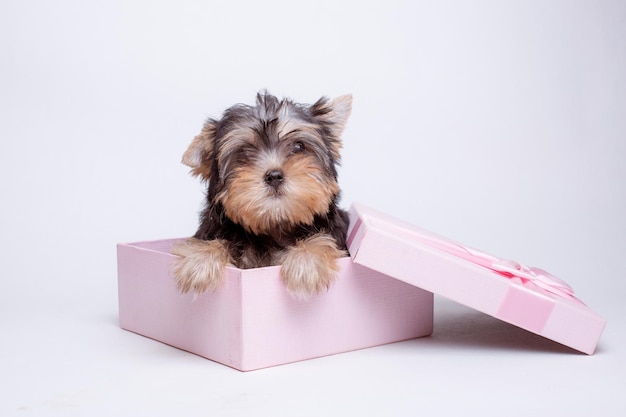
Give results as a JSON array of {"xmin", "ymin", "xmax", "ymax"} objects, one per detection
[
  {"xmin": 237, "ymin": 146, "xmax": 252, "ymax": 162},
  {"xmin": 291, "ymin": 141, "xmax": 305, "ymax": 154}
]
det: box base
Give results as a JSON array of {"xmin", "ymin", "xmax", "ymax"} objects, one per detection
[{"xmin": 117, "ymin": 238, "xmax": 434, "ymax": 371}]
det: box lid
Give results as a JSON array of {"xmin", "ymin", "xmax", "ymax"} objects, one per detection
[{"xmin": 347, "ymin": 203, "xmax": 606, "ymax": 354}]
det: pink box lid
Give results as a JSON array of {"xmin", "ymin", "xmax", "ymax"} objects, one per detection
[{"xmin": 347, "ymin": 203, "xmax": 606, "ymax": 354}]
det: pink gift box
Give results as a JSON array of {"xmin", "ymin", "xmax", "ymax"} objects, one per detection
[
  {"xmin": 117, "ymin": 238, "xmax": 434, "ymax": 371},
  {"xmin": 347, "ymin": 203, "xmax": 606, "ymax": 354}
]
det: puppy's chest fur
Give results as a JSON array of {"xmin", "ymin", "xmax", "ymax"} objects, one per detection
[{"xmin": 194, "ymin": 204, "xmax": 349, "ymax": 269}]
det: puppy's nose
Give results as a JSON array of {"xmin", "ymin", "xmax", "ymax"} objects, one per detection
[{"xmin": 264, "ymin": 169, "xmax": 285, "ymax": 188}]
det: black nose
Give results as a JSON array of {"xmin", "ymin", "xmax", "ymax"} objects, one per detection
[{"xmin": 265, "ymin": 169, "xmax": 285, "ymax": 187}]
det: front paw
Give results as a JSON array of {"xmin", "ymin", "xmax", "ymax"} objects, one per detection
[
  {"xmin": 279, "ymin": 234, "xmax": 346, "ymax": 299},
  {"xmin": 171, "ymin": 238, "xmax": 233, "ymax": 294}
]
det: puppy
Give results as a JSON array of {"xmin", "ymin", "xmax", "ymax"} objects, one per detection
[{"xmin": 172, "ymin": 91, "xmax": 352, "ymax": 299}]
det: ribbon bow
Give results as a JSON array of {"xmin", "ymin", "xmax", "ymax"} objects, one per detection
[{"xmin": 410, "ymin": 229, "xmax": 577, "ymax": 301}]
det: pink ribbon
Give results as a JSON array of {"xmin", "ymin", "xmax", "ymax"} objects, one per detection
[
  {"xmin": 410, "ymin": 230, "xmax": 578, "ymax": 301},
  {"xmin": 349, "ymin": 216, "xmax": 578, "ymax": 302}
]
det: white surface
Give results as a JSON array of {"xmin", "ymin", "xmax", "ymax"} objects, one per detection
[{"xmin": 1, "ymin": 1, "xmax": 625, "ymax": 416}]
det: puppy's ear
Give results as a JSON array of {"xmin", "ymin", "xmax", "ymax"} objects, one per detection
[
  {"xmin": 311, "ymin": 95, "xmax": 352, "ymax": 161},
  {"xmin": 182, "ymin": 120, "xmax": 216, "ymax": 181},
  {"xmin": 311, "ymin": 94, "xmax": 353, "ymax": 139}
]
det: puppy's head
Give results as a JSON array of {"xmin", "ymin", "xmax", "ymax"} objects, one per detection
[{"xmin": 183, "ymin": 91, "xmax": 352, "ymax": 235}]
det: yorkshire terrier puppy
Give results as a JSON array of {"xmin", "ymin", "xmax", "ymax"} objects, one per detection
[{"xmin": 172, "ymin": 91, "xmax": 352, "ymax": 299}]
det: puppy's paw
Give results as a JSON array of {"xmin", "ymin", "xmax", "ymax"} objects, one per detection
[
  {"xmin": 279, "ymin": 234, "xmax": 346, "ymax": 300},
  {"xmin": 171, "ymin": 238, "xmax": 233, "ymax": 294}
]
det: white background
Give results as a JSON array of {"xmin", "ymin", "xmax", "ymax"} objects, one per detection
[{"xmin": 2, "ymin": 0, "xmax": 625, "ymax": 415}]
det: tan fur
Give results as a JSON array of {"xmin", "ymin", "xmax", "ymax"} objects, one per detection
[
  {"xmin": 316, "ymin": 95, "xmax": 352, "ymax": 160},
  {"xmin": 171, "ymin": 238, "xmax": 233, "ymax": 293},
  {"xmin": 278, "ymin": 234, "xmax": 347, "ymax": 300},
  {"xmin": 182, "ymin": 121, "xmax": 217, "ymax": 181},
  {"xmin": 217, "ymin": 154, "xmax": 339, "ymax": 236}
]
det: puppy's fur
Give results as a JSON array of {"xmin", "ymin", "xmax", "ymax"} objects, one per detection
[{"xmin": 172, "ymin": 92, "xmax": 352, "ymax": 299}]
